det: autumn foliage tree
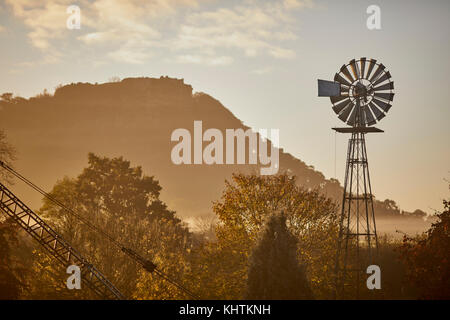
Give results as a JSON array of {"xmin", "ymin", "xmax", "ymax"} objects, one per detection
[
  {"xmin": 399, "ymin": 194, "xmax": 450, "ymax": 299},
  {"xmin": 31, "ymin": 153, "xmax": 191, "ymax": 299},
  {"xmin": 187, "ymin": 173, "xmax": 338, "ymax": 299}
]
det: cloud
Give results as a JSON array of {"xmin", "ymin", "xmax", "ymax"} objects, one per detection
[
  {"xmin": 5, "ymin": 0, "xmax": 199, "ymax": 64},
  {"xmin": 6, "ymin": 0, "xmax": 313, "ymax": 65},
  {"xmin": 283, "ymin": 0, "xmax": 314, "ymax": 9},
  {"xmin": 173, "ymin": 1, "xmax": 308, "ymax": 61},
  {"xmin": 6, "ymin": 0, "xmax": 70, "ymax": 50},
  {"xmin": 175, "ymin": 54, "xmax": 233, "ymax": 66},
  {"xmin": 268, "ymin": 47, "xmax": 296, "ymax": 59},
  {"xmin": 251, "ymin": 66, "xmax": 273, "ymax": 75},
  {"xmin": 108, "ymin": 47, "xmax": 153, "ymax": 65}
]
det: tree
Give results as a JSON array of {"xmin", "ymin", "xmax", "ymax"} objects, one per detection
[
  {"xmin": 410, "ymin": 209, "xmax": 427, "ymax": 219},
  {"xmin": 0, "ymin": 130, "xmax": 26, "ymax": 299},
  {"xmin": 399, "ymin": 194, "xmax": 450, "ymax": 299},
  {"xmin": 247, "ymin": 212, "xmax": 313, "ymax": 299},
  {"xmin": 0, "ymin": 93, "xmax": 13, "ymax": 102},
  {"xmin": 0, "ymin": 129, "xmax": 17, "ymax": 183},
  {"xmin": 188, "ymin": 173, "xmax": 338, "ymax": 299},
  {"xmin": 0, "ymin": 219, "xmax": 28, "ymax": 299},
  {"xmin": 34, "ymin": 153, "xmax": 191, "ymax": 298}
]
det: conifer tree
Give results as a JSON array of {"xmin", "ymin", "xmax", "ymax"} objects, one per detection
[{"xmin": 246, "ymin": 212, "xmax": 313, "ymax": 299}]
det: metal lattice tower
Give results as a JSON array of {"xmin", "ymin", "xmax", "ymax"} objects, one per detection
[
  {"xmin": 318, "ymin": 58, "xmax": 395, "ymax": 298},
  {"xmin": 335, "ymin": 126, "xmax": 378, "ymax": 298}
]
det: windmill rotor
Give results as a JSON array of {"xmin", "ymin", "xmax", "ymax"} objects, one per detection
[{"xmin": 320, "ymin": 58, "xmax": 395, "ymax": 127}]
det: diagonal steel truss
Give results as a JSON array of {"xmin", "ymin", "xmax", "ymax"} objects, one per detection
[{"xmin": 0, "ymin": 182, "xmax": 125, "ymax": 300}]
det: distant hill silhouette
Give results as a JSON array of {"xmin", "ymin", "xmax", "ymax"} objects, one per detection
[{"xmin": 0, "ymin": 77, "xmax": 430, "ymax": 235}]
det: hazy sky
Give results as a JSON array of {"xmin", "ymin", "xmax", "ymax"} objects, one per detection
[{"xmin": 0, "ymin": 0, "xmax": 449, "ymax": 214}]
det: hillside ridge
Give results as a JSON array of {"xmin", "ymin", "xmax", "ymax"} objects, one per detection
[{"xmin": 0, "ymin": 77, "xmax": 430, "ymax": 235}]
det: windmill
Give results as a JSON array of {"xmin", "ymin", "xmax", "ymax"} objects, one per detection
[{"xmin": 317, "ymin": 58, "xmax": 394, "ymax": 298}]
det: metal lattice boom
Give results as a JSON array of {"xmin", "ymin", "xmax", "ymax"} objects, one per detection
[{"xmin": 0, "ymin": 182, "xmax": 125, "ymax": 300}]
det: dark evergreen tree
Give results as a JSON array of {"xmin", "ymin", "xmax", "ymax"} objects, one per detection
[{"xmin": 246, "ymin": 212, "xmax": 313, "ymax": 299}]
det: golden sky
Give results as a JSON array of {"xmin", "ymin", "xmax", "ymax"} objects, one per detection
[{"xmin": 0, "ymin": 0, "xmax": 449, "ymax": 214}]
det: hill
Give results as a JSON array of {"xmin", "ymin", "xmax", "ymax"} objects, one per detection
[{"xmin": 0, "ymin": 77, "xmax": 430, "ymax": 235}]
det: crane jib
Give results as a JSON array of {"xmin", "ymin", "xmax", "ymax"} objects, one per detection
[{"xmin": 0, "ymin": 181, "xmax": 125, "ymax": 300}]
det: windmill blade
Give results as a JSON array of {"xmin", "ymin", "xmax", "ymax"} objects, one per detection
[
  {"xmin": 334, "ymin": 73, "xmax": 352, "ymax": 86},
  {"xmin": 331, "ymin": 95, "xmax": 349, "ymax": 104},
  {"xmin": 373, "ymin": 98, "xmax": 392, "ymax": 113},
  {"xmin": 360, "ymin": 57, "xmax": 367, "ymax": 79},
  {"xmin": 338, "ymin": 102, "xmax": 354, "ymax": 122},
  {"xmin": 369, "ymin": 102, "xmax": 386, "ymax": 121},
  {"xmin": 374, "ymin": 92, "xmax": 394, "ymax": 102},
  {"xmin": 346, "ymin": 104, "xmax": 358, "ymax": 125},
  {"xmin": 332, "ymin": 98, "xmax": 351, "ymax": 113},
  {"xmin": 366, "ymin": 59, "xmax": 377, "ymax": 79},
  {"xmin": 340, "ymin": 64, "xmax": 355, "ymax": 83},
  {"xmin": 369, "ymin": 63, "xmax": 386, "ymax": 82},
  {"xmin": 372, "ymin": 71, "xmax": 391, "ymax": 86},
  {"xmin": 362, "ymin": 105, "xmax": 376, "ymax": 126},
  {"xmin": 349, "ymin": 59, "xmax": 360, "ymax": 80},
  {"xmin": 373, "ymin": 82, "xmax": 394, "ymax": 91}
]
